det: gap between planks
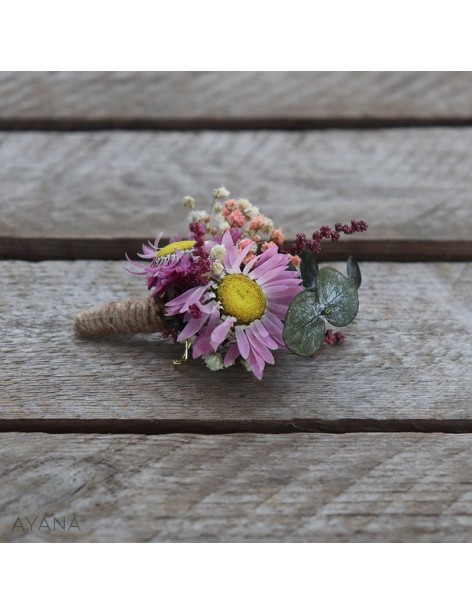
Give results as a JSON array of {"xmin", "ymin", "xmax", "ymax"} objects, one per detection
[
  {"xmin": 4, "ymin": 117, "xmax": 472, "ymax": 132},
  {"xmin": 3, "ymin": 419, "xmax": 472, "ymax": 435},
  {"xmin": 1, "ymin": 238, "xmax": 471, "ymax": 262}
]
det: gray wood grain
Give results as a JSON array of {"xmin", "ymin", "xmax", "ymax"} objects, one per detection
[
  {"xmin": 1, "ymin": 261, "xmax": 470, "ymax": 421},
  {"xmin": 3, "ymin": 432, "xmax": 472, "ymax": 542},
  {"xmin": 0, "ymin": 129, "xmax": 471, "ymax": 240},
  {"xmin": 1, "ymin": 72, "xmax": 472, "ymax": 119}
]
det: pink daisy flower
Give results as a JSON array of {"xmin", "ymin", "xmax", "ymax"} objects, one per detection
[
  {"xmin": 126, "ymin": 234, "xmax": 196, "ymax": 297},
  {"xmin": 165, "ymin": 231, "xmax": 302, "ymax": 379}
]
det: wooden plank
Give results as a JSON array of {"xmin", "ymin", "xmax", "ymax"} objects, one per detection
[
  {"xmin": 0, "ymin": 129, "xmax": 471, "ymax": 243},
  {"xmin": 3, "ymin": 432, "xmax": 472, "ymax": 542},
  {"xmin": 1, "ymin": 261, "xmax": 470, "ymax": 422},
  {"xmin": 1, "ymin": 72, "xmax": 472, "ymax": 122}
]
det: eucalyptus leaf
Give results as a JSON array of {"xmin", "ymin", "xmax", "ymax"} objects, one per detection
[
  {"xmin": 347, "ymin": 255, "xmax": 362, "ymax": 289},
  {"xmin": 300, "ymin": 249, "xmax": 319, "ymax": 292},
  {"xmin": 317, "ymin": 267, "xmax": 359, "ymax": 327},
  {"xmin": 283, "ymin": 291, "xmax": 325, "ymax": 356}
]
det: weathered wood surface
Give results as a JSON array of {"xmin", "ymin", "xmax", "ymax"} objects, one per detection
[
  {"xmin": 0, "ymin": 129, "xmax": 471, "ymax": 242},
  {"xmin": 1, "ymin": 261, "xmax": 470, "ymax": 422},
  {"xmin": 3, "ymin": 432, "xmax": 472, "ymax": 542},
  {"xmin": 1, "ymin": 72, "xmax": 472, "ymax": 121},
  {"xmin": 1, "ymin": 73, "xmax": 470, "ymax": 544}
]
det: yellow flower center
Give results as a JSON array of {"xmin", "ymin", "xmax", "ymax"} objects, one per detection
[
  {"xmin": 217, "ymin": 274, "xmax": 266, "ymax": 325},
  {"xmin": 157, "ymin": 240, "xmax": 196, "ymax": 259}
]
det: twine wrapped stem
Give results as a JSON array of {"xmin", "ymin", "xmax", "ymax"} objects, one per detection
[{"xmin": 73, "ymin": 297, "xmax": 166, "ymax": 337}]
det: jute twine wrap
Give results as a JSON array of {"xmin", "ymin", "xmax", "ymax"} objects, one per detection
[{"xmin": 73, "ymin": 297, "xmax": 166, "ymax": 337}]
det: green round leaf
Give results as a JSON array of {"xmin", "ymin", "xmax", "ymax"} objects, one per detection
[
  {"xmin": 318, "ymin": 267, "xmax": 359, "ymax": 327},
  {"xmin": 283, "ymin": 291, "xmax": 325, "ymax": 356},
  {"xmin": 347, "ymin": 255, "xmax": 362, "ymax": 289}
]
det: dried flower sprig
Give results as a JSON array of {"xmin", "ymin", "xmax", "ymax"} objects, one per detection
[
  {"xmin": 74, "ymin": 187, "xmax": 368, "ymax": 380},
  {"xmin": 288, "ymin": 220, "xmax": 368, "ymax": 255}
]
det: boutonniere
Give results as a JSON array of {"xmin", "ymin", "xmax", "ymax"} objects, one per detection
[{"xmin": 74, "ymin": 187, "xmax": 367, "ymax": 380}]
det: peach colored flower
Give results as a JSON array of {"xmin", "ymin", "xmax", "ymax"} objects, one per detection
[
  {"xmin": 242, "ymin": 253, "xmax": 257, "ymax": 266},
  {"xmin": 238, "ymin": 238, "xmax": 253, "ymax": 251},
  {"xmin": 290, "ymin": 255, "xmax": 301, "ymax": 267},
  {"xmin": 270, "ymin": 227, "xmax": 285, "ymax": 247},
  {"xmin": 227, "ymin": 210, "xmax": 245, "ymax": 228},
  {"xmin": 239, "ymin": 238, "xmax": 256, "ymax": 264},
  {"xmin": 238, "ymin": 238, "xmax": 257, "ymax": 265},
  {"xmin": 248, "ymin": 214, "xmax": 268, "ymax": 232},
  {"xmin": 261, "ymin": 241, "xmax": 277, "ymax": 252},
  {"xmin": 222, "ymin": 199, "xmax": 239, "ymax": 218}
]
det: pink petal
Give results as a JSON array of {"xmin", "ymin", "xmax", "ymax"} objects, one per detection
[
  {"xmin": 253, "ymin": 267, "xmax": 288, "ymax": 286},
  {"xmin": 264, "ymin": 310, "xmax": 284, "ymax": 328},
  {"xmin": 242, "ymin": 256, "xmax": 258, "ymax": 276},
  {"xmin": 262, "ymin": 313, "xmax": 285, "ymax": 347},
  {"xmin": 228, "ymin": 241, "xmax": 256, "ymax": 272},
  {"xmin": 192, "ymin": 338, "xmax": 215, "ymax": 358},
  {"xmin": 264, "ymin": 287, "xmax": 301, "ymax": 299},
  {"xmin": 190, "ymin": 306, "xmax": 222, "ymax": 358},
  {"xmin": 224, "ymin": 343, "xmax": 241, "ymax": 367},
  {"xmin": 256, "ymin": 245, "xmax": 279, "ymax": 265},
  {"xmin": 246, "ymin": 347, "xmax": 265, "ymax": 380},
  {"xmin": 262, "ymin": 279, "xmax": 302, "ymax": 289},
  {"xmin": 165, "ymin": 284, "xmax": 210, "ymax": 316},
  {"xmin": 177, "ymin": 314, "xmax": 208, "ymax": 342},
  {"xmin": 267, "ymin": 303, "xmax": 289, "ymax": 318},
  {"xmin": 251, "ymin": 323, "xmax": 278, "ymax": 350},
  {"xmin": 247, "ymin": 257, "xmax": 278, "ymax": 280},
  {"xmin": 198, "ymin": 301, "xmax": 217, "ymax": 314},
  {"xmin": 246, "ymin": 328, "xmax": 275, "ymax": 365},
  {"xmin": 252, "ymin": 319, "xmax": 269, "ymax": 338},
  {"xmin": 236, "ymin": 327, "xmax": 250, "ymax": 359},
  {"xmin": 222, "ymin": 231, "xmax": 238, "ymax": 270},
  {"xmin": 210, "ymin": 317, "xmax": 236, "ymax": 350}
]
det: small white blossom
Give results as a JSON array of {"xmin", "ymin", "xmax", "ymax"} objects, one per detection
[
  {"xmin": 204, "ymin": 353, "xmax": 225, "ymax": 371},
  {"xmin": 210, "ymin": 244, "xmax": 226, "ymax": 261},
  {"xmin": 240, "ymin": 202, "xmax": 260, "ymax": 219},
  {"xmin": 189, "ymin": 209, "xmax": 208, "ymax": 223},
  {"xmin": 213, "ymin": 201, "xmax": 223, "ymax": 214},
  {"xmin": 211, "ymin": 261, "xmax": 224, "ymax": 277},
  {"xmin": 237, "ymin": 198, "xmax": 252, "ymax": 212},
  {"xmin": 265, "ymin": 217, "xmax": 274, "ymax": 235},
  {"xmin": 214, "ymin": 186, "xmax": 230, "ymax": 199},
  {"xmin": 215, "ymin": 213, "xmax": 230, "ymax": 233},
  {"xmin": 182, "ymin": 195, "xmax": 196, "ymax": 209}
]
